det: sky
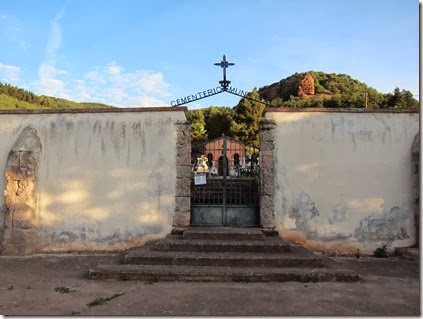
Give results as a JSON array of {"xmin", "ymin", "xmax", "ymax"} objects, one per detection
[{"xmin": 0, "ymin": 0, "xmax": 419, "ymax": 109}]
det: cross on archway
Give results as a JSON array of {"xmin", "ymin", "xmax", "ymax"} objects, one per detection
[{"xmin": 214, "ymin": 54, "xmax": 235, "ymax": 90}]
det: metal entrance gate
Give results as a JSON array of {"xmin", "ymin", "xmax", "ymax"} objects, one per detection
[{"xmin": 190, "ymin": 136, "xmax": 260, "ymax": 227}]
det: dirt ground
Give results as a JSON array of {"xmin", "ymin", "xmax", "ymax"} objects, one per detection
[{"xmin": 0, "ymin": 253, "xmax": 419, "ymax": 316}]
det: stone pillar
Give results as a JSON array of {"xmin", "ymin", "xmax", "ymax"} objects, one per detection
[
  {"xmin": 1, "ymin": 126, "xmax": 42, "ymax": 255},
  {"xmin": 259, "ymin": 119, "xmax": 277, "ymax": 233},
  {"xmin": 172, "ymin": 121, "xmax": 191, "ymax": 232},
  {"xmin": 412, "ymin": 132, "xmax": 419, "ymax": 247}
]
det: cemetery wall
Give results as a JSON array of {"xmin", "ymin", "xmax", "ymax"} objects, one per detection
[
  {"xmin": 0, "ymin": 108, "xmax": 188, "ymax": 254},
  {"xmin": 263, "ymin": 108, "xmax": 419, "ymax": 254}
]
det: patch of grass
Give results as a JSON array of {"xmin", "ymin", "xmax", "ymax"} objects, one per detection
[
  {"xmin": 119, "ymin": 274, "xmax": 129, "ymax": 281},
  {"xmin": 373, "ymin": 245, "xmax": 388, "ymax": 258},
  {"xmin": 55, "ymin": 286, "xmax": 73, "ymax": 294},
  {"xmin": 232, "ymin": 276, "xmax": 251, "ymax": 283},
  {"xmin": 87, "ymin": 293, "xmax": 125, "ymax": 308},
  {"xmin": 145, "ymin": 275, "xmax": 160, "ymax": 284},
  {"xmin": 87, "ymin": 297, "xmax": 106, "ymax": 307}
]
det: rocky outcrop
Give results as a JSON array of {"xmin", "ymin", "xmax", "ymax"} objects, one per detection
[
  {"xmin": 259, "ymin": 73, "xmax": 315, "ymax": 101},
  {"xmin": 1, "ymin": 126, "xmax": 42, "ymax": 255},
  {"xmin": 298, "ymin": 74, "xmax": 315, "ymax": 97}
]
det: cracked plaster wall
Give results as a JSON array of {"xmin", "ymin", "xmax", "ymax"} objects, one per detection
[
  {"xmin": 265, "ymin": 111, "xmax": 419, "ymax": 254},
  {"xmin": 0, "ymin": 110, "xmax": 187, "ymax": 254}
]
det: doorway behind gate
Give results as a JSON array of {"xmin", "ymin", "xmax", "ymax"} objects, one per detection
[{"xmin": 190, "ymin": 135, "xmax": 260, "ymax": 227}]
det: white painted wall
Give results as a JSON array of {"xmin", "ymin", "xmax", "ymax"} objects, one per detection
[
  {"xmin": 0, "ymin": 110, "xmax": 186, "ymax": 252},
  {"xmin": 265, "ymin": 110, "xmax": 419, "ymax": 254}
]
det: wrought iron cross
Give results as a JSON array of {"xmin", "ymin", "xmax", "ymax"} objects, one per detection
[{"xmin": 214, "ymin": 54, "xmax": 235, "ymax": 90}]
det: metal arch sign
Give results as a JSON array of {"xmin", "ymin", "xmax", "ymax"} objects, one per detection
[
  {"xmin": 170, "ymin": 55, "xmax": 268, "ymax": 107},
  {"xmin": 170, "ymin": 86, "xmax": 249, "ymax": 107}
]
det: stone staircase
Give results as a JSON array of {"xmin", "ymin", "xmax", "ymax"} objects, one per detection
[{"xmin": 88, "ymin": 227, "xmax": 360, "ymax": 283}]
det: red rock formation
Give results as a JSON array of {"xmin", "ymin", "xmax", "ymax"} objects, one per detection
[{"xmin": 298, "ymin": 74, "xmax": 315, "ymax": 97}]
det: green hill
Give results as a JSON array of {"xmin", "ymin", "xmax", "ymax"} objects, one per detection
[
  {"xmin": 189, "ymin": 71, "xmax": 419, "ymax": 147},
  {"xmin": 0, "ymin": 82, "xmax": 114, "ymax": 110},
  {"xmin": 258, "ymin": 71, "xmax": 419, "ymax": 109}
]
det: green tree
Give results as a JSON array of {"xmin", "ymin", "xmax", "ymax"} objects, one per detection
[
  {"xmin": 203, "ymin": 106, "xmax": 235, "ymax": 140},
  {"xmin": 388, "ymin": 87, "xmax": 418, "ymax": 108},
  {"xmin": 187, "ymin": 109, "xmax": 208, "ymax": 145},
  {"xmin": 232, "ymin": 88, "xmax": 265, "ymax": 146}
]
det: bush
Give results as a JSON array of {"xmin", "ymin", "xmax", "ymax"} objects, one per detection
[
  {"xmin": 373, "ymin": 245, "xmax": 388, "ymax": 258},
  {"xmin": 315, "ymin": 84, "xmax": 326, "ymax": 94}
]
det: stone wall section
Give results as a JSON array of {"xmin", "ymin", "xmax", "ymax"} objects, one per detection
[
  {"xmin": 259, "ymin": 119, "xmax": 277, "ymax": 231},
  {"xmin": 172, "ymin": 121, "xmax": 191, "ymax": 231},
  {"xmin": 1, "ymin": 126, "xmax": 42, "ymax": 255},
  {"xmin": 412, "ymin": 132, "xmax": 419, "ymax": 247}
]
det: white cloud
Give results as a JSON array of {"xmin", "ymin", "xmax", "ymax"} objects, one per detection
[
  {"xmin": 38, "ymin": 63, "xmax": 67, "ymax": 79},
  {"xmin": 45, "ymin": 9, "xmax": 64, "ymax": 62},
  {"xmin": 138, "ymin": 72, "xmax": 170, "ymax": 95},
  {"xmin": 84, "ymin": 70, "xmax": 106, "ymax": 83},
  {"xmin": 107, "ymin": 61, "xmax": 123, "ymax": 75},
  {"xmin": 29, "ymin": 61, "xmax": 173, "ymax": 107},
  {"xmin": 73, "ymin": 81, "xmax": 97, "ymax": 101},
  {"xmin": 0, "ymin": 63, "xmax": 21, "ymax": 83},
  {"xmin": 35, "ymin": 78, "xmax": 69, "ymax": 98},
  {"xmin": 103, "ymin": 87, "xmax": 128, "ymax": 103},
  {"xmin": 34, "ymin": 8, "xmax": 66, "ymax": 97},
  {"xmin": 75, "ymin": 62, "xmax": 172, "ymax": 107},
  {"xmin": 125, "ymin": 96, "xmax": 166, "ymax": 107}
]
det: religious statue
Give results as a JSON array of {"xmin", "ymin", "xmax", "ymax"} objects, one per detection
[{"xmin": 196, "ymin": 155, "xmax": 209, "ymax": 173}]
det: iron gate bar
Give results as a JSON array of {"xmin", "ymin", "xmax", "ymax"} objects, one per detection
[{"xmin": 222, "ymin": 135, "xmax": 227, "ymax": 225}]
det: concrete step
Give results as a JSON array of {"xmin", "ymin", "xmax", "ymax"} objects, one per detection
[
  {"xmin": 148, "ymin": 237, "xmax": 292, "ymax": 253},
  {"xmin": 395, "ymin": 247, "xmax": 419, "ymax": 261},
  {"xmin": 123, "ymin": 250, "xmax": 324, "ymax": 268},
  {"xmin": 182, "ymin": 227, "xmax": 266, "ymax": 241},
  {"xmin": 88, "ymin": 264, "xmax": 360, "ymax": 283}
]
